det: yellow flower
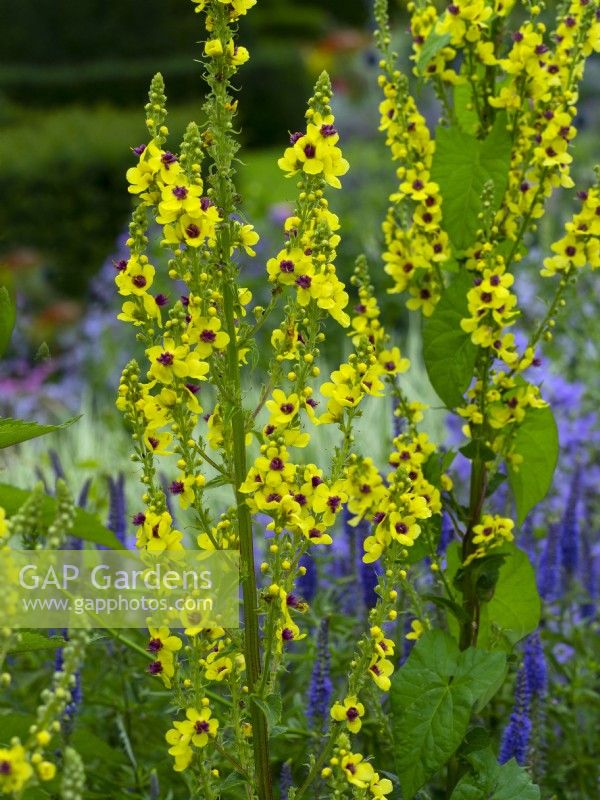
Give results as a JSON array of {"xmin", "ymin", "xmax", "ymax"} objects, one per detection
[
  {"xmin": 166, "ymin": 706, "xmax": 219, "ymax": 771},
  {"xmin": 406, "ymin": 620, "xmax": 424, "ymax": 641},
  {"xmin": 378, "ymin": 347, "xmax": 410, "ymax": 376},
  {"xmin": 265, "ymin": 389, "xmax": 300, "ymax": 427},
  {"xmin": 330, "ymin": 696, "xmax": 365, "ymax": 733},
  {"xmin": 368, "ymin": 655, "xmax": 394, "ymax": 691},
  {"xmin": 190, "ymin": 316, "xmax": 230, "ymax": 358},
  {"xmin": 204, "ymin": 38, "xmax": 224, "ymax": 57},
  {"xmin": 340, "ymin": 753, "xmax": 375, "ymax": 789},
  {"xmin": 115, "ymin": 257, "xmax": 155, "ymax": 297},
  {"xmin": 37, "ymin": 761, "xmax": 56, "ymax": 782},
  {"xmin": 146, "ymin": 340, "xmax": 209, "ymax": 384},
  {"xmin": 204, "ymin": 655, "xmax": 233, "ymax": 681},
  {"xmin": 0, "ymin": 743, "xmax": 33, "ymax": 794}
]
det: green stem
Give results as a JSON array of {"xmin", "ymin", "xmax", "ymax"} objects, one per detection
[{"xmin": 222, "ymin": 279, "xmax": 273, "ymax": 800}]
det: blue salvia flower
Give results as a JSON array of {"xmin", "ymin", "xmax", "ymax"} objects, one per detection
[
  {"xmin": 77, "ymin": 478, "xmax": 92, "ymax": 510},
  {"xmin": 538, "ymin": 523, "xmax": 562, "ymax": 602},
  {"xmin": 360, "ymin": 557, "xmax": 382, "ymax": 610},
  {"xmin": 560, "ymin": 467, "xmax": 581, "ymax": 577},
  {"xmin": 438, "ymin": 510, "xmax": 454, "ymax": 555},
  {"xmin": 579, "ymin": 529, "xmax": 597, "ymax": 619},
  {"xmin": 307, "ymin": 619, "xmax": 333, "ymax": 730},
  {"xmin": 49, "ymin": 449, "xmax": 66, "ymax": 483},
  {"xmin": 296, "ymin": 553, "xmax": 317, "ymax": 603},
  {"xmin": 279, "ymin": 761, "xmax": 292, "ymax": 799},
  {"xmin": 107, "ymin": 473, "xmax": 127, "ymax": 547},
  {"xmin": 499, "ymin": 667, "xmax": 532, "ymax": 766},
  {"xmin": 523, "ymin": 631, "xmax": 547, "ymax": 699}
]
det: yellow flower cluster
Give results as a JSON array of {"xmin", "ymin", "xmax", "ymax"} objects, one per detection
[
  {"xmin": 278, "ymin": 112, "xmax": 349, "ymax": 189},
  {"xmin": 146, "ymin": 626, "xmax": 183, "ymax": 688},
  {"xmin": 322, "ymin": 746, "xmax": 393, "ymax": 797},
  {"xmin": 461, "ymin": 258, "xmax": 519, "ymax": 363},
  {"xmin": 542, "ymin": 185, "xmax": 600, "ymax": 277},
  {"xmin": 377, "ymin": 73, "xmax": 449, "ymax": 314},
  {"xmin": 466, "ymin": 513, "xmax": 515, "ymax": 563}
]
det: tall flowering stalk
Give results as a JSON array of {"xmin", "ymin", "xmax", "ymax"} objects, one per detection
[{"xmin": 111, "ymin": 0, "xmax": 600, "ymax": 797}]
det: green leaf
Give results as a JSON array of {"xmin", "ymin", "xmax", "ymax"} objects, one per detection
[
  {"xmin": 0, "ymin": 416, "xmax": 80, "ymax": 449},
  {"xmin": 7, "ymin": 631, "xmax": 66, "ymax": 654},
  {"xmin": 391, "ymin": 630, "xmax": 506, "ymax": 799},
  {"xmin": 0, "ymin": 483, "xmax": 123, "ymax": 548},
  {"xmin": 250, "ymin": 693, "xmax": 282, "ymax": 729},
  {"xmin": 417, "ymin": 30, "xmax": 452, "ymax": 73},
  {"xmin": 423, "ymin": 273, "xmax": 478, "ymax": 408},
  {"xmin": 446, "ymin": 543, "xmax": 541, "ymax": 651},
  {"xmin": 0, "ymin": 287, "xmax": 16, "ymax": 357},
  {"xmin": 459, "ymin": 440, "xmax": 496, "ymax": 463},
  {"xmin": 451, "ymin": 749, "xmax": 540, "ymax": 799},
  {"xmin": 454, "ymin": 84, "xmax": 479, "ymax": 135},
  {"xmin": 431, "ymin": 115, "xmax": 512, "ymax": 250},
  {"xmin": 508, "ymin": 404, "xmax": 559, "ymax": 524}
]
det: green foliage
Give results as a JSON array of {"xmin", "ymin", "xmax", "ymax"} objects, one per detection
[
  {"xmin": 423, "ymin": 272, "xmax": 479, "ymax": 408},
  {"xmin": 451, "ymin": 749, "xmax": 540, "ymax": 799},
  {"xmin": 416, "ymin": 31, "xmax": 451, "ymax": 73},
  {"xmin": 447, "ymin": 543, "xmax": 541, "ymax": 651},
  {"xmin": 431, "ymin": 115, "xmax": 512, "ymax": 250},
  {"xmin": 0, "ymin": 286, "xmax": 16, "ymax": 356},
  {"xmin": 0, "ymin": 416, "xmax": 79, "ymax": 449},
  {"xmin": 6, "ymin": 632, "xmax": 66, "ymax": 655},
  {"xmin": 390, "ymin": 630, "xmax": 506, "ymax": 799},
  {"xmin": 507, "ymin": 404, "xmax": 559, "ymax": 524},
  {"xmin": 0, "ymin": 483, "xmax": 122, "ymax": 548}
]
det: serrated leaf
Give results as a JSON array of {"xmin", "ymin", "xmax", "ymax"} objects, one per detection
[
  {"xmin": 0, "ymin": 483, "xmax": 122, "ymax": 548},
  {"xmin": 391, "ymin": 630, "xmax": 506, "ymax": 799},
  {"xmin": 451, "ymin": 749, "xmax": 540, "ymax": 799},
  {"xmin": 431, "ymin": 115, "xmax": 512, "ymax": 250},
  {"xmin": 0, "ymin": 287, "xmax": 16, "ymax": 357},
  {"xmin": 508, "ymin": 404, "xmax": 558, "ymax": 524},
  {"xmin": 417, "ymin": 30, "xmax": 452, "ymax": 73},
  {"xmin": 0, "ymin": 415, "xmax": 80, "ymax": 449},
  {"xmin": 446, "ymin": 543, "xmax": 541, "ymax": 651},
  {"xmin": 7, "ymin": 631, "xmax": 66, "ymax": 654},
  {"xmin": 423, "ymin": 273, "xmax": 478, "ymax": 408}
]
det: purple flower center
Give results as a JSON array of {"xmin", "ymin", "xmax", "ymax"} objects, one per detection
[
  {"xmin": 395, "ymin": 522, "xmax": 408, "ymax": 534},
  {"xmin": 294, "ymin": 492, "xmax": 307, "ymax": 506},
  {"xmin": 270, "ymin": 457, "xmax": 284, "ymax": 471},
  {"xmin": 311, "ymin": 476, "xmax": 323, "ymax": 488},
  {"xmin": 200, "ymin": 196, "xmax": 214, "ymax": 210},
  {"xmin": 132, "ymin": 512, "xmax": 146, "ymax": 525},
  {"xmin": 147, "ymin": 638, "xmax": 163, "ymax": 653},
  {"xmin": 266, "ymin": 492, "xmax": 282, "ymax": 503},
  {"xmin": 490, "ymin": 275, "xmax": 500, "ymax": 286},
  {"xmin": 170, "ymin": 481, "xmax": 185, "ymax": 495},
  {"xmin": 200, "ymin": 329, "xmax": 217, "ymax": 343},
  {"xmin": 290, "ymin": 131, "xmax": 304, "ymax": 145},
  {"xmin": 280, "ymin": 402, "xmax": 294, "ymax": 414},
  {"xmin": 185, "ymin": 223, "xmax": 201, "ymax": 239},
  {"xmin": 481, "ymin": 291, "xmax": 493, "ymax": 303},
  {"xmin": 303, "ymin": 143, "xmax": 316, "ymax": 159},
  {"xmin": 448, "ymin": 4, "xmax": 460, "ymax": 15},
  {"xmin": 327, "ymin": 495, "xmax": 341, "ymax": 512},
  {"xmin": 384, "ymin": 361, "xmax": 396, "ymax": 372},
  {"xmin": 161, "ymin": 151, "xmax": 178, "ymax": 167},
  {"xmin": 132, "ymin": 274, "xmax": 147, "ymax": 288},
  {"xmin": 148, "ymin": 661, "xmax": 163, "ymax": 675},
  {"xmin": 346, "ymin": 707, "xmax": 360, "ymax": 721},
  {"xmin": 0, "ymin": 761, "xmax": 12, "ymax": 775},
  {"xmin": 186, "ymin": 382, "xmax": 200, "ymax": 394},
  {"xmin": 148, "ymin": 437, "xmax": 159, "ymax": 450},
  {"xmin": 157, "ymin": 352, "xmax": 174, "ymax": 366},
  {"xmin": 295, "ymin": 274, "xmax": 312, "ymax": 289},
  {"xmin": 565, "ymin": 246, "xmax": 576, "ymax": 257},
  {"xmin": 155, "ymin": 293, "xmax": 168, "ymax": 306},
  {"xmin": 412, "ymin": 179, "xmax": 424, "ymax": 191},
  {"xmin": 320, "ymin": 124, "xmax": 337, "ymax": 137},
  {"xmin": 194, "ymin": 720, "xmax": 210, "ymax": 734},
  {"xmin": 172, "ymin": 185, "xmax": 188, "ymax": 200},
  {"xmin": 281, "ymin": 627, "xmax": 294, "ymax": 641},
  {"xmin": 133, "ymin": 143, "xmax": 147, "ymax": 156},
  {"xmin": 513, "ymin": 31, "xmax": 524, "ymax": 42},
  {"xmin": 280, "ymin": 259, "xmax": 295, "ymax": 273},
  {"xmin": 114, "ymin": 259, "xmax": 127, "ymax": 272}
]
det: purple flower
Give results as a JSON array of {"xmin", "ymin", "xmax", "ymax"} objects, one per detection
[
  {"xmin": 499, "ymin": 668, "xmax": 532, "ymax": 766},
  {"xmin": 107, "ymin": 473, "xmax": 128, "ymax": 547},
  {"xmin": 307, "ymin": 619, "xmax": 333, "ymax": 730},
  {"xmin": 538, "ymin": 523, "xmax": 562, "ymax": 602},
  {"xmin": 523, "ymin": 632, "xmax": 547, "ymax": 699},
  {"xmin": 296, "ymin": 553, "xmax": 317, "ymax": 602},
  {"xmin": 560, "ymin": 467, "xmax": 581, "ymax": 577}
]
